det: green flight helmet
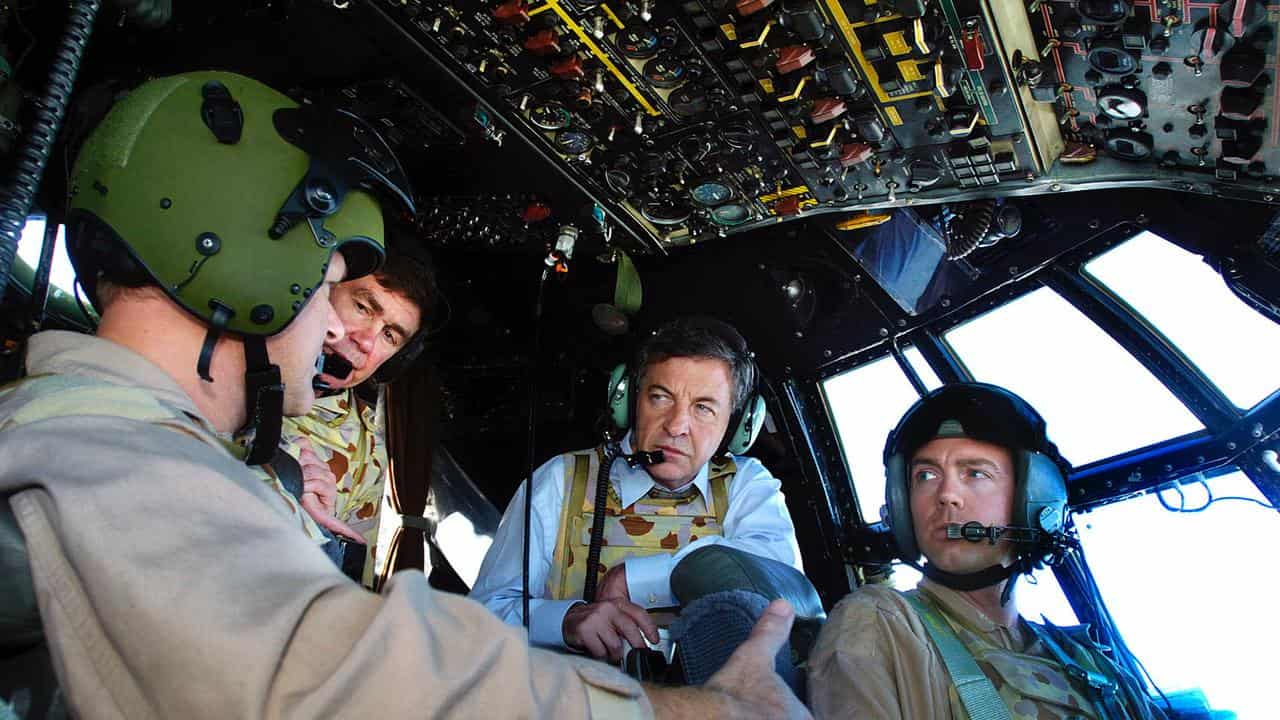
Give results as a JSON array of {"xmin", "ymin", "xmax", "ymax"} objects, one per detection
[
  {"xmin": 66, "ymin": 70, "xmax": 415, "ymax": 339},
  {"xmin": 64, "ymin": 71, "xmax": 416, "ymax": 464}
]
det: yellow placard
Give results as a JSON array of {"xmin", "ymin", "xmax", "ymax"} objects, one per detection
[
  {"xmin": 884, "ymin": 31, "xmax": 910, "ymax": 56},
  {"xmin": 835, "ymin": 212, "xmax": 893, "ymax": 230},
  {"xmin": 897, "ymin": 59, "xmax": 924, "ymax": 82},
  {"xmin": 720, "ymin": 23, "xmax": 737, "ymax": 41},
  {"xmin": 884, "ymin": 106, "xmax": 904, "ymax": 126}
]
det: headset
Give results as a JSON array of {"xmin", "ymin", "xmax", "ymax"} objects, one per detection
[
  {"xmin": 882, "ymin": 382, "xmax": 1070, "ymax": 564},
  {"xmin": 605, "ymin": 317, "xmax": 767, "ymax": 457}
]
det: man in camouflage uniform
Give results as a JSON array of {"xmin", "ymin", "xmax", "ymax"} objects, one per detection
[
  {"xmin": 807, "ymin": 383, "xmax": 1166, "ymax": 720},
  {"xmin": 0, "ymin": 71, "xmax": 811, "ymax": 720},
  {"xmin": 259, "ymin": 250, "xmax": 433, "ymax": 587},
  {"xmin": 471, "ymin": 317, "xmax": 803, "ymax": 662}
]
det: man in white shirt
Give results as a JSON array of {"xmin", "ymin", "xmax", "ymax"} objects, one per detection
[{"xmin": 472, "ymin": 317, "xmax": 803, "ymax": 662}]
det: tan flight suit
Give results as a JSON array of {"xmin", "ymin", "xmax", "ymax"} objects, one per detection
[
  {"xmin": 546, "ymin": 448, "xmax": 733, "ymax": 607},
  {"xmin": 0, "ymin": 331, "xmax": 649, "ymax": 719},
  {"xmin": 258, "ymin": 387, "xmax": 389, "ymax": 585},
  {"xmin": 807, "ymin": 578, "xmax": 1166, "ymax": 720}
]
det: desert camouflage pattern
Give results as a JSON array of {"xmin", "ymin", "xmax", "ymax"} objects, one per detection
[
  {"xmin": 913, "ymin": 589, "xmax": 1107, "ymax": 720},
  {"xmin": 546, "ymin": 447, "xmax": 734, "ymax": 605},
  {"xmin": 253, "ymin": 386, "xmax": 388, "ymax": 586}
]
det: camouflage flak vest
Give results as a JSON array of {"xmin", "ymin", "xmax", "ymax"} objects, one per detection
[
  {"xmin": 911, "ymin": 591, "xmax": 1103, "ymax": 720},
  {"xmin": 546, "ymin": 447, "xmax": 735, "ymax": 607}
]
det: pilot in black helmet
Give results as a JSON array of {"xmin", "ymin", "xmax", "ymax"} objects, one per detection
[{"xmin": 807, "ymin": 382, "xmax": 1168, "ymax": 720}]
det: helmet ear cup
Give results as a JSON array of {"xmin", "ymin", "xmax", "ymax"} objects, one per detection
[
  {"xmin": 723, "ymin": 393, "xmax": 766, "ymax": 456},
  {"xmin": 606, "ymin": 363, "xmax": 632, "ymax": 430},
  {"xmin": 884, "ymin": 453, "xmax": 920, "ymax": 562},
  {"xmin": 1014, "ymin": 450, "xmax": 1068, "ymax": 534}
]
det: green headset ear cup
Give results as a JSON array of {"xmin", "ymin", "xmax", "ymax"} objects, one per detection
[
  {"xmin": 884, "ymin": 453, "xmax": 920, "ymax": 562},
  {"xmin": 724, "ymin": 394, "xmax": 766, "ymax": 455},
  {"xmin": 1014, "ymin": 450, "xmax": 1068, "ymax": 533},
  {"xmin": 607, "ymin": 363, "xmax": 631, "ymax": 430}
]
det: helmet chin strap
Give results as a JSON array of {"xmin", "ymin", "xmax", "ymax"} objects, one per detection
[
  {"xmin": 242, "ymin": 335, "xmax": 284, "ymax": 465},
  {"xmin": 912, "ymin": 556, "xmax": 1035, "ymax": 607}
]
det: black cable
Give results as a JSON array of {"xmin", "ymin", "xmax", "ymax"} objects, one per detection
[
  {"xmin": 944, "ymin": 199, "xmax": 996, "ymax": 260},
  {"xmin": 522, "ymin": 266, "xmax": 552, "ymax": 631},
  {"xmin": 582, "ymin": 443, "xmax": 620, "ymax": 602},
  {"xmin": 28, "ymin": 218, "xmax": 58, "ymax": 330},
  {"xmin": 0, "ymin": 0, "xmax": 101, "ymax": 294}
]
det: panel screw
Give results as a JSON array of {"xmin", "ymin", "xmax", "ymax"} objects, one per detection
[
  {"xmin": 160, "ymin": 198, "xmax": 173, "ymax": 209},
  {"xmin": 1088, "ymin": 219, "xmax": 1100, "ymax": 229},
  {"xmin": 196, "ymin": 232, "xmax": 221, "ymax": 256},
  {"xmin": 290, "ymin": 284, "xmax": 302, "ymax": 295},
  {"xmin": 1227, "ymin": 441, "xmax": 1238, "ymax": 451},
  {"xmin": 1252, "ymin": 423, "xmax": 1264, "ymax": 438}
]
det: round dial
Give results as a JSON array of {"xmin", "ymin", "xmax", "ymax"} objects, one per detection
[
  {"xmin": 554, "ymin": 129, "xmax": 593, "ymax": 156},
  {"xmin": 690, "ymin": 180, "xmax": 734, "ymax": 206},
  {"xmin": 644, "ymin": 54, "xmax": 688, "ymax": 89},
  {"xmin": 529, "ymin": 101, "xmax": 572, "ymax": 130},
  {"xmin": 722, "ymin": 123, "xmax": 755, "ymax": 150},
  {"xmin": 605, "ymin": 168, "xmax": 632, "ymax": 195},
  {"xmin": 617, "ymin": 26, "xmax": 660, "ymax": 59},
  {"xmin": 710, "ymin": 203, "xmax": 751, "ymax": 227},
  {"xmin": 641, "ymin": 201, "xmax": 692, "ymax": 226}
]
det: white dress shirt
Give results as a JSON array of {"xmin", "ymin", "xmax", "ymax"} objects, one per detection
[{"xmin": 469, "ymin": 433, "xmax": 804, "ymax": 649}]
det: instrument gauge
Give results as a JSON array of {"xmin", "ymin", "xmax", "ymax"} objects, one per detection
[
  {"xmin": 617, "ymin": 26, "xmax": 660, "ymax": 59},
  {"xmin": 554, "ymin": 129, "xmax": 593, "ymax": 156},
  {"xmin": 529, "ymin": 102, "xmax": 572, "ymax": 131},
  {"xmin": 710, "ymin": 203, "xmax": 752, "ymax": 227},
  {"xmin": 641, "ymin": 202, "xmax": 692, "ymax": 226},
  {"xmin": 690, "ymin": 180, "xmax": 734, "ymax": 206},
  {"xmin": 643, "ymin": 54, "xmax": 688, "ymax": 89}
]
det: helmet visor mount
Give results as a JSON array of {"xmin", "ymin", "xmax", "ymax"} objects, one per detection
[{"xmin": 270, "ymin": 105, "xmax": 416, "ymax": 281}]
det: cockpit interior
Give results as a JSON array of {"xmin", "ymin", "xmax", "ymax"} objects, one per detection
[{"xmin": 2, "ymin": 0, "xmax": 1279, "ymax": 717}]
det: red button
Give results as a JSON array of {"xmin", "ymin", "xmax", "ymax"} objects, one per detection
[
  {"xmin": 736, "ymin": 0, "xmax": 775, "ymax": 16},
  {"xmin": 774, "ymin": 196, "xmax": 802, "ymax": 216},
  {"xmin": 962, "ymin": 29, "xmax": 986, "ymax": 71},
  {"xmin": 522, "ymin": 202, "xmax": 552, "ymax": 224},
  {"xmin": 551, "ymin": 55, "xmax": 585, "ymax": 80},
  {"xmin": 809, "ymin": 98, "xmax": 847, "ymax": 124},
  {"xmin": 524, "ymin": 29, "xmax": 560, "ymax": 56},
  {"xmin": 839, "ymin": 143, "xmax": 874, "ymax": 167},
  {"xmin": 492, "ymin": 0, "xmax": 529, "ymax": 25},
  {"xmin": 775, "ymin": 45, "xmax": 816, "ymax": 75}
]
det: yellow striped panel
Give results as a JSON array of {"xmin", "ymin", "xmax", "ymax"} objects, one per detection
[{"xmin": 885, "ymin": 106, "xmax": 903, "ymax": 125}]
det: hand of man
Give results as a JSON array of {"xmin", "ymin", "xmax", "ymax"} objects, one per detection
[
  {"xmin": 597, "ymin": 563, "xmax": 630, "ymax": 602},
  {"xmin": 297, "ymin": 440, "xmax": 366, "ymax": 544},
  {"xmin": 562, "ymin": 598, "xmax": 659, "ymax": 662},
  {"xmin": 646, "ymin": 600, "xmax": 812, "ymax": 720}
]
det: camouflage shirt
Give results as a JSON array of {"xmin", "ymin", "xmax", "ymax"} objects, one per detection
[{"xmin": 253, "ymin": 386, "xmax": 389, "ymax": 585}]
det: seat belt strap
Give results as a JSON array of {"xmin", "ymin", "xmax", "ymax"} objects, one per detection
[
  {"xmin": 1026, "ymin": 620, "xmax": 1130, "ymax": 720},
  {"xmin": 904, "ymin": 592, "xmax": 1012, "ymax": 720}
]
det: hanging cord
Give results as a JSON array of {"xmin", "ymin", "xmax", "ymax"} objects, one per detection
[
  {"xmin": 944, "ymin": 199, "xmax": 996, "ymax": 260},
  {"xmin": 522, "ymin": 265, "xmax": 553, "ymax": 631},
  {"xmin": 582, "ymin": 442, "xmax": 621, "ymax": 602},
  {"xmin": 1060, "ymin": 546, "xmax": 1172, "ymax": 714},
  {"xmin": 0, "ymin": 0, "xmax": 101, "ymax": 293},
  {"xmin": 1155, "ymin": 475, "xmax": 1277, "ymax": 513}
]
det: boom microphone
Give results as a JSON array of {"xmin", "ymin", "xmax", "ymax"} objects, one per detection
[
  {"xmin": 946, "ymin": 521, "xmax": 1050, "ymax": 545},
  {"xmin": 313, "ymin": 352, "xmax": 354, "ymax": 391},
  {"xmin": 622, "ymin": 450, "xmax": 665, "ymax": 468}
]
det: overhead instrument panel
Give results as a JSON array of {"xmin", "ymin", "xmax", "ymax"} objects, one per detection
[{"xmin": 371, "ymin": 0, "xmax": 1280, "ymax": 252}]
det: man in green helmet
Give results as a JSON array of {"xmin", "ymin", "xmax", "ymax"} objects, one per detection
[{"xmin": 0, "ymin": 71, "xmax": 808, "ymax": 719}]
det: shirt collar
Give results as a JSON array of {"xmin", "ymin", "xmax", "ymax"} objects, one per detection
[
  {"xmin": 917, "ymin": 576, "xmax": 1016, "ymax": 633},
  {"xmin": 617, "ymin": 432, "xmax": 711, "ymax": 508}
]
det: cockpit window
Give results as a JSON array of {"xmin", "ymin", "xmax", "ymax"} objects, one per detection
[
  {"xmin": 1085, "ymin": 231, "xmax": 1280, "ymax": 410},
  {"xmin": 16, "ymin": 218, "xmax": 74, "ymax": 295},
  {"xmin": 944, "ymin": 287, "xmax": 1203, "ymax": 465},
  {"xmin": 1076, "ymin": 470, "xmax": 1278, "ymax": 717},
  {"xmin": 824, "ymin": 349, "xmax": 939, "ymax": 524}
]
